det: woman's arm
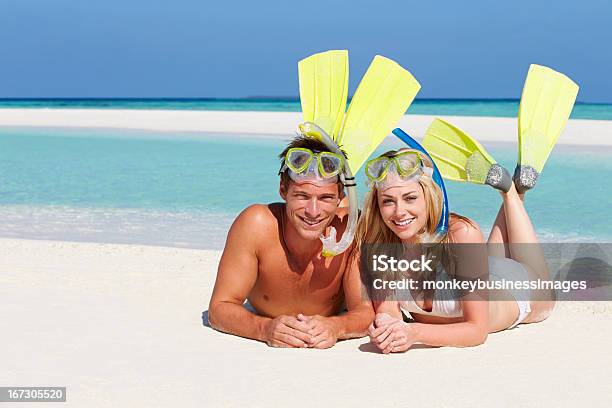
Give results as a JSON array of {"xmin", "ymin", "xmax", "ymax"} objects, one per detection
[
  {"xmin": 371, "ymin": 217, "xmax": 490, "ymax": 352},
  {"xmin": 398, "ymin": 299, "xmax": 489, "ymax": 348},
  {"xmin": 371, "ymin": 298, "xmax": 489, "ymax": 353},
  {"xmin": 410, "ymin": 217, "xmax": 490, "ymax": 347},
  {"xmin": 374, "ymin": 301, "xmax": 402, "ymax": 319}
]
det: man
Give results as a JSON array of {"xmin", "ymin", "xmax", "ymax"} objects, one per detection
[{"xmin": 208, "ymin": 135, "xmax": 374, "ymax": 348}]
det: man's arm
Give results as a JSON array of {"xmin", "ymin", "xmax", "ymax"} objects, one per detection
[
  {"xmin": 301, "ymin": 248, "xmax": 375, "ymax": 348},
  {"xmin": 208, "ymin": 205, "xmax": 312, "ymax": 347},
  {"xmin": 331, "ymin": 248, "xmax": 376, "ymax": 339}
]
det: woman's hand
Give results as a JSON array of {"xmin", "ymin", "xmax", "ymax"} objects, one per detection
[
  {"xmin": 368, "ymin": 312, "xmax": 419, "ymax": 354},
  {"xmin": 367, "ymin": 312, "xmax": 399, "ymax": 344}
]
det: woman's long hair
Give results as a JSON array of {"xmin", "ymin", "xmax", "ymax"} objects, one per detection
[
  {"xmin": 354, "ymin": 150, "xmax": 476, "ymax": 299},
  {"xmin": 355, "ymin": 150, "xmax": 447, "ymax": 247}
]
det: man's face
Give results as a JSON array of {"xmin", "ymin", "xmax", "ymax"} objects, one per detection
[{"xmin": 280, "ymin": 180, "xmax": 341, "ymax": 241}]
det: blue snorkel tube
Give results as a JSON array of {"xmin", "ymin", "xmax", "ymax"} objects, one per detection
[{"xmin": 392, "ymin": 128, "xmax": 449, "ymax": 242}]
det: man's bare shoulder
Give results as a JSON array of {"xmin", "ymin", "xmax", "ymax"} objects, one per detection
[{"xmin": 229, "ymin": 203, "xmax": 282, "ymax": 242}]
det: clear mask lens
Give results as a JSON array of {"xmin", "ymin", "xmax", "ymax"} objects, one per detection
[
  {"xmin": 395, "ymin": 152, "xmax": 421, "ymax": 177},
  {"xmin": 319, "ymin": 153, "xmax": 343, "ymax": 177},
  {"xmin": 365, "ymin": 158, "xmax": 390, "ymax": 181},
  {"xmin": 287, "ymin": 149, "xmax": 312, "ymax": 173}
]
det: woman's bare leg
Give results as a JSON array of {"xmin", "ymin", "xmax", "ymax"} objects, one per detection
[
  {"xmin": 500, "ymin": 183, "xmax": 555, "ymax": 323},
  {"xmin": 486, "ymin": 202, "xmax": 521, "ymax": 332},
  {"xmin": 487, "ymin": 204, "xmax": 511, "ymax": 258}
]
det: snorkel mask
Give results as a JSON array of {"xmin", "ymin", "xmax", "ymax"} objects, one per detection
[
  {"xmin": 366, "ymin": 128, "xmax": 450, "ymax": 243},
  {"xmin": 365, "ymin": 150, "xmax": 434, "ymax": 189},
  {"xmin": 285, "ymin": 122, "xmax": 357, "ymax": 257},
  {"xmin": 281, "ymin": 147, "xmax": 344, "ymax": 185}
]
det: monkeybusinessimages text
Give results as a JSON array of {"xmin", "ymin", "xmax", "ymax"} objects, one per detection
[{"xmin": 371, "ymin": 255, "xmax": 587, "ymax": 294}]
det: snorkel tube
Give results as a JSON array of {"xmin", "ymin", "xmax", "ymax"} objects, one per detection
[
  {"xmin": 298, "ymin": 122, "xmax": 358, "ymax": 257},
  {"xmin": 392, "ymin": 128, "xmax": 449, "ymax": 242}
]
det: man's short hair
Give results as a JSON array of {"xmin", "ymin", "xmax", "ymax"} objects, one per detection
[{"xmin": 278, "ymin": 135, "xmax": 347, "ymax": 195}]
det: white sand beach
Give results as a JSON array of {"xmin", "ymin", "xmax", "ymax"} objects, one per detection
[
  {"xmin": 1, "ymin": 238, "xmax": 611, "ymax": 407},
  {"xmin": 2, "ymin": 108, "xmax": 612, "ymax": 145},
  {"xmin": 2, "ymin": 0, "xmax": 611, "ymax": 404},
  {"xmin": 2, "ymin": 109, "xmax": 612, "ymax": 406}
]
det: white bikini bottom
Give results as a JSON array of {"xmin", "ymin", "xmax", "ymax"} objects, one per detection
[{"xmin": 488, "ymin": 256, "xmax": 532, "ymax": 328}]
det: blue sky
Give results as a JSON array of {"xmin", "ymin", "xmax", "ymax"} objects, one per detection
[{"xmin": 0, "ymin": 0, "xmax": 609, "ymax": 101}]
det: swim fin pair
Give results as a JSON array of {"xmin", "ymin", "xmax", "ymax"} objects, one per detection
[
  {"xmin": 299, "ymin": 50, "xmax": 421, "ymax": 173},
  {"xmin": 419, "ymin": 65, "xmax": 579, "ymax": 193}
]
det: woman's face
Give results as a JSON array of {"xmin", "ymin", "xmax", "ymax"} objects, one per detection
[{"xmin": 377, "ymin": 180, "xmax": 428, "ymax": 241}]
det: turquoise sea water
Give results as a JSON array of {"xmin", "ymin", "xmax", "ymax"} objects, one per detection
[
  {"xmin": 1, "ymin": 127, "xmax": 611, "ymax": 249},
  {"xmin": 1, "ymin": 98, "xmax": 612, "ymax": 120}
]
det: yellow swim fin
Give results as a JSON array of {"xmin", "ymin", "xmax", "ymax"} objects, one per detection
[
  {"xmin": 422, "ymin": 118, "xmax": 512, "ymax": 192},
  {"xmin": 515, "ymin": 64, "xmax": 579, "ymax": 192},
  {"xmin": 298, "ymin": 50, "xmax": 348, "ymax": 139},
  {"xmin": 338, "ymin": 55, "xmax": 420, "ymax": 172}
]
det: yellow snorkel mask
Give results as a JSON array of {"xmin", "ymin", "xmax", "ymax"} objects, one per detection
[
  {"xmin": 365, "ymin": 150, "xmax": 434, "ymax": 189},
  {"xmin": 281, "ymin": 147, "xmax": 345, "ymax": 185}
]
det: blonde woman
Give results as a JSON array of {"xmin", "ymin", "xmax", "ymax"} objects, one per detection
[{"xmin": 352, "ymin": 148, "xmax": 555, "ymax": 353}]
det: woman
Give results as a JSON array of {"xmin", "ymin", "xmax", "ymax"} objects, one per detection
[{"xmin": 352, "ymin": 148, "xmax": 555, "ymax": 353}]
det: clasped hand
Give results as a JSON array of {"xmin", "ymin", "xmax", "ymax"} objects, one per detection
[
  {"xmin": 264, "ymin": 313, "xmax": 337, "ymax": 349},
  {"xmin": 368, "ymin": 313, "xmax": 418, "ymax": 354}
]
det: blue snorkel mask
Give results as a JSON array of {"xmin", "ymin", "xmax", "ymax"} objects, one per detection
[{"xmin": 392, "ymin": 128, "xmax": 450, "ymax": 243}]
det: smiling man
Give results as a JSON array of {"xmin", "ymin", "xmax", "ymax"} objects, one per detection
[{"xmin": 208, "ymin": 135, "xmax": 374, "ymax": 348}]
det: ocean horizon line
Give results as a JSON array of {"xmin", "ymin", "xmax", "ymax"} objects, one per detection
[{"xmin": 0, "ymin": 97, "xmax": 608, "ymax": 105}]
